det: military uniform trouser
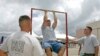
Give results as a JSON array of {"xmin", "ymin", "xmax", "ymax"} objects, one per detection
[{"xmin": 82, "ymin": 53, "xmax": 95, "ymax": 56}]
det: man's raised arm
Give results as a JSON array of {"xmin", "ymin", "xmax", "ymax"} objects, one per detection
[
  {"xmin": 52, "ymin": 12, "xmax": 57, "ymax": 29},
  {"xmin": 42, "ymin": 11, "xmax": 48, "ymax": 27}
]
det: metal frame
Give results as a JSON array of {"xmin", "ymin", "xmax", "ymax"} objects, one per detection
[
  {"xmin": 31, "ymin": 8, "xmax": 68, "ymax": 56},
  {"xmin": 31, "ymin": 8, "xmax": 66, "ymax": 13}
]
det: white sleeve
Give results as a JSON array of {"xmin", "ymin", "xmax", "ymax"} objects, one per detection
[
  {"xmin": 92, "ymin": 36, "xmax": 99, "ymax": 47},
  {"xmin": 31, "ymin": 37, "xmax": 44, "ymax": 56},
  {"xmin": 77, "ymin": 37, "xmax": 85, "ymax": 45},
  {"xmin": 0, "ymin": 37, "xmax": 9, "ymax": 52}
]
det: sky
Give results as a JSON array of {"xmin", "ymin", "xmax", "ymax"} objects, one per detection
[{"xmin": 0, "ymin": 0, "xmax": 100, "ymax": 36}]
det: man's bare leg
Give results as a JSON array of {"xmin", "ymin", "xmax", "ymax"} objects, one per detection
[
  {"xmin": 58, "ymin": 46, "xmax": 65, "ymax": 56},
  {"xmin": 45, "ymin": 48, "xmax": 52, "ymax": 56},
  {"xmin": 0, "ymin": 49, "xmax": 7, "ymax": 56}
]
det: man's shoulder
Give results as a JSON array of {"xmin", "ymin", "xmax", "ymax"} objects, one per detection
[
  {"xmin": 90, "ymin": 34, "xmax": 98, "ymax": 41},
  {"xmin": 90, "ymin": 34, "xmax": 96, "ymax": 38},
  {"xmin": 7, "ymin": 32, "xmax": 16, "ymax": 38},
  {"xmin": 28, "ymin": 37, "xmax": 40, "ymax": 46},
  {"xmin": 41, "ymin": 25, "xmax": 46, "ymax": 29},
  {"xmin": 26, "ymin": 35, "xmax": 39, "ymax": 41}
]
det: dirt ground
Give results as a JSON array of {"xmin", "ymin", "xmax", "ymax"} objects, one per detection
[{"xmin": 68, "ymin": 45, "xmax": 100, "ymax": 56}]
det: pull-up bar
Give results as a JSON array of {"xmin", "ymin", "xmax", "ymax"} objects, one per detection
[
  {"xmin": 31, "ymin": 8, "xmax": 66, "ymax": 13},
  {"xmin": 31, "ymin": 8, "xmax": 68, "ymax": 56}
]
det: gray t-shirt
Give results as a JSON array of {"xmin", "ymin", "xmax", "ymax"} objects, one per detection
[
  {"xmin": 78, "ymin": 34, "xmax": 99, "ymax": 54},
  {"xmin": 41, "ymin": 26, "xmax": 57, "ymax": 41},
  {"xmin": 0, "ymin": 31, "xmax": 44, "ymax": 56}
]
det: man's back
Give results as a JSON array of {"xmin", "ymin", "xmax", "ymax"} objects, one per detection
[{"xmin": 0, "ymin": 31, "xmax": 44, "ymax": 56}]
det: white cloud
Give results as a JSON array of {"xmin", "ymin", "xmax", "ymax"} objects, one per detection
[
  {"xmin": 67, "ymin": 0, "xmax": 83, "ymax": 23},
  {"xmin": 0, "ymin": 0, "xmax": 100, "ymax": 36},
  {"xmin": 68, "ymin": 0, "xmax": 100, "ymax": 36},
  {"xmin": 0, "ymin": 0, "xmax": 67, "ymax": 35}
]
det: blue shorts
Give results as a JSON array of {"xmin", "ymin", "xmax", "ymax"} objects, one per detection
[{"xmin": 42, "ymin": 41, "xmax": 64, "ymax": 53}]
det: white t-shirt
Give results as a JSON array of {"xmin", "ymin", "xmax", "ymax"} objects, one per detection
[
  {"xmin": 78, "ymin": 34, "xmax": 99, "ymax": 54},
  {"xmin": 0, "ymin": 31, "xmax": 44, "ymax": 56},
  {"xmin": 41, "ymin": 26, "xmax": 57, "ymax": 41}
]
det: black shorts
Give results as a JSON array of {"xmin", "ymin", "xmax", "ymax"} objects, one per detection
[{"xmin": 83, "ymin": 53, "xmax": 95, "ymax": 56}]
